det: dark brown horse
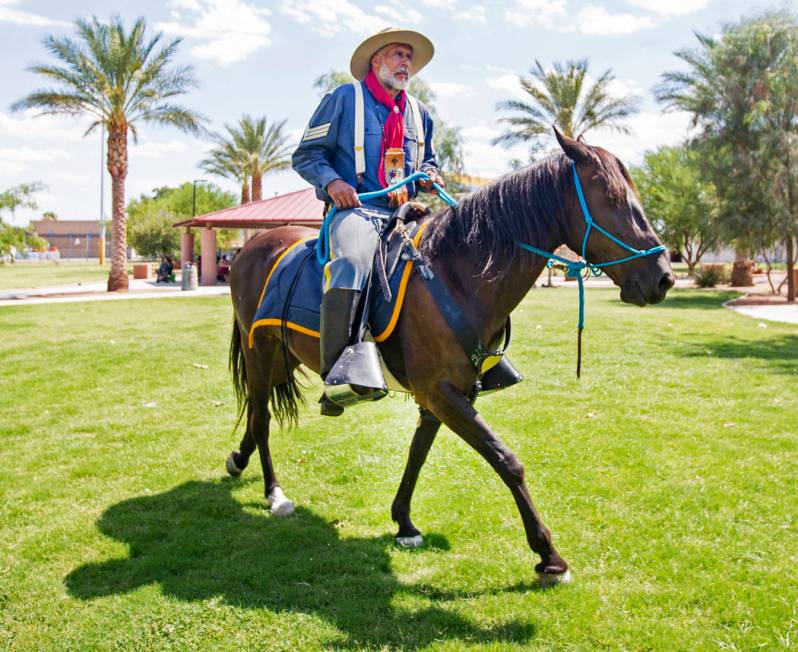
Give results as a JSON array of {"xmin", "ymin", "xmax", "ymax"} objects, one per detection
[{"xmin": 225, "ymin": 131, "xmax": 673, "ymax": 585}]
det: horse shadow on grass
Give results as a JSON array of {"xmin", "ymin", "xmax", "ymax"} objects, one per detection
[
  {"xmin": 656, "ymin": 290, "xmax": 740, "ymax": 311},
  {"xmin": 66, "ymin": 479, "xmax": 537, "ymax": 649},
  {"xmin": 679, "ymin": 333, "xmax": 798, "ymax": 376}
]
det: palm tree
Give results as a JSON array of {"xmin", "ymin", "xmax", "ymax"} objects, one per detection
[
  {"xmin": 493, "ymin": 59, "xmax": 640, "ymax": 152},
  {"xmin": 199, "ymin": 145, "xmax": 251, "ymax": 205},
  {"xmin": 202, "ymin": 116, "xmax": 292, "ymax": 203},
  {"xmin": 12, "ymin": 16, "xmax": 204, "ymax": 291}
]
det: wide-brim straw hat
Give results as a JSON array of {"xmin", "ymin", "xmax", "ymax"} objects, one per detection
[{"xmin": 349, "ymin": 27, "xmax": 434, "ymax": 80}]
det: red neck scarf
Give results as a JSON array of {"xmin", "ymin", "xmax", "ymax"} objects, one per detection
[{"xmin": 364, "ymin": 70, "xmax": 406, "ymax": 187}]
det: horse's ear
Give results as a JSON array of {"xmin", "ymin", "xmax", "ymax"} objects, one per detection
[{"xmin": 553, "ymin": 125, "xmax": 592, "ymax": 164}]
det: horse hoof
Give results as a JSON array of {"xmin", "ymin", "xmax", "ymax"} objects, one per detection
[
  {"xmin": 395, "ymin": 534, "xmax": 424, "ymax": 548},
  {"xmin": 226, "ymin": 452, "xmax": 243, "ymax": 477},
  {"xmin": 267, "ymin": 487, "xmax": 294, "ymax": 517},
  {"xmin": 536, "ymin": 569, "xmax": 572, "ymax": 587}
]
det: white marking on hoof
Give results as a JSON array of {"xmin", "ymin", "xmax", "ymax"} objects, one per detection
[
  {"xmin": 395, "ymin": 534, "xmax": 424, "ymax": 548},
  {"xmin": 536, "ymin": 569, "xmax": 572, "ymax": 587},
  {"xmin": 226, "ymin": 452, "xmax": 243, "ymax": 477},
  {"xmin": 267, "ymin": 487, "xmax": 295, "ymax": 517}
]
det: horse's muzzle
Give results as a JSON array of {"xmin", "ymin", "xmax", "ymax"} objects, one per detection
[{"xmin": 621, "ymin": 269, "xmax": 674, "ymax": 306}]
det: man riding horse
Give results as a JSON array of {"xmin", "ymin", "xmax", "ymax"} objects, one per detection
[{"xmin": 292, "ymin": 27, "xmax": 445, "ymax": 416}]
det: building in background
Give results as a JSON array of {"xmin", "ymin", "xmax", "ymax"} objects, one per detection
[{"xmin": 30, "ymin": 220, "xmax": 111, "ymax": 259}]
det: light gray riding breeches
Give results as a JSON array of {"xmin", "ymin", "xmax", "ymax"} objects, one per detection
[{"xmin": 323, "ymin": 204, "xmax": 392, "ymax": 292}]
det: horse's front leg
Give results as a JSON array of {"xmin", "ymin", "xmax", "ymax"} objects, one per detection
[
  {"xmin": 426, "ymin": 380, "xmax": 571, "ymax": 584},
  {"xmin": 391, "ymin": 406, "xmax": 442, "ymax": 547}
]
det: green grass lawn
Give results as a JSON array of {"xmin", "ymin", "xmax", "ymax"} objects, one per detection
[
  {"xmin": 0, "ymin": 260, "xmax": 128, "ymax": 290},
  {"xmin": 1, "ymin": 288, "xmax": 796, "ymax": 650}
]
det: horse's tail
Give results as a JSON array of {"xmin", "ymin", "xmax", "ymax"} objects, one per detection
[
  {"xmin": 270, "ymin": 364, "xmax": 304, "ymax": 429},
  {"xmin": 229, "ymin": 316, "xmax": 305, "ymax": 431},
  {"xmin": 229, "ymin": 317, "xmax": 249, "ymax": 431}
]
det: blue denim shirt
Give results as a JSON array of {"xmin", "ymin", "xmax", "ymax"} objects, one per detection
[{"xmin": 292, "ymin": 81, "xmax": 439, "ymax": 209}]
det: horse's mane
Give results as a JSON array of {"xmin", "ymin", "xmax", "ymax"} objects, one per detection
[{"xmin": 422, "ymin": 148, "xmax": 634, "ymax": 276}]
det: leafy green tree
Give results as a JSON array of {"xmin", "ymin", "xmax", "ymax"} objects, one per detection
[
  {"xmin": 657, "ymin": 11, "xmax": 798, "ymax": 301},
  {"xmin": 128, "ymin": 210, "xmax": 181, "ymax": 259},
  {"xmin": 13, "ymin": 16, "xmax": 205, "ymax": 291},
  {"xmin": 494, "ymin": 59, "xmax": 639, "ymax": 155},
  {"xmin": 0, "ymin": 182, "xmax": 46, "ymax": 220},
  {"xmin": 127, "ymin": 181, "xmax": 238, "ymax": 258},
  {"xmin": 0, "ymin": 224, "xmax": 47, "ymax": 260},
  {"xmin": 313, "ymin": 69, "xmax": 355, "ymax": 96},
  {"xmin": 632, "ymin": 144, "xmax": 721, "ymax": 276},
  {"xmin": 201, "ymin": 115, "xmax": 291, "ymax": 202}
]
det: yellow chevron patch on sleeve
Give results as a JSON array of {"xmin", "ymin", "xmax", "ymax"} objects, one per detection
[{"xmin": 303, "ymin": 122, "xmax": 331, "ymax": 141}]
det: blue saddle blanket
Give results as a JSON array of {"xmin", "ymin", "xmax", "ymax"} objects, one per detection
[{"xmin": 249, "ymin": 224, "xmax": 427, "ymax": 347}]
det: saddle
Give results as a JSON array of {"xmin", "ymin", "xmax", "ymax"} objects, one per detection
[{"xmin": 248, "ymin": 202, "xmax": 431, "ymax": 349}]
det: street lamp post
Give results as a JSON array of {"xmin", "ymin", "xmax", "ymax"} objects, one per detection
[{"xmin": 192, "ymin": 179, "xmax": 207, "ymax": 217}]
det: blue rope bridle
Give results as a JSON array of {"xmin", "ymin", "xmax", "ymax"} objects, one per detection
[{"xmin": 316, "ymin": 163, "xmax": 665, "ymax": 377}]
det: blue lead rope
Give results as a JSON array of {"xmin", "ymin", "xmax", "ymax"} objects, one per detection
[
  {"xmin": 316, "ymin": 163, "xmax": 665, "ymax": 377},
  {"xmin": 315, "ymin": 171, "xmax": 457, "ymax": 265}
]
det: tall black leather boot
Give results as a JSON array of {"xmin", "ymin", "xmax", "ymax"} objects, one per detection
[{"xmin": 319, "ymin": 288, "xmax": 361, "ymax": 416}]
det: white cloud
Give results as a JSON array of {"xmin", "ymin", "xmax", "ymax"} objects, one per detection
[
  {"xmin": 504, "ymin": 0, "xmax": 567, "ymax": 28},
  {"xmin": 485, "ymin": 74, "xmax": 526, "ymax": 100},
  {"xmin": 374, "ymin": 4, "xmax": 423, "ymax": 23},
  {"xmin": 459, "ymin": 123, "xmax": 527, "ymax": 177},
  {"xmin": 455, "ymin": 4, "xmax": 487, "ymax": 23},
  {"xmin": 128, "ymin": 139, "xmax": 189, "ymax": 160},
  {"xmin": 605, "ymin": 77, "xmax": 645, "ymax": 99},
  {"xmin": 279, "ymin": 0, "xmax": 388, "ymax": 38},
  {"xmin": 588, "ymin": 110, "xmax": 694, "ymax": 165},
  {"xmin": 460, "ymin": 125, "xmax": 501, "ymax": 141},
  {"xmin": 0, "ymin": 0, "xmax": 69, "ymax": 28},
  {"xmin": 575, "ymin": 6, "xmax": 655, "ymax": 34},
  {"xmin": 0, "ymin": 146, "xmax": 69, "ymax": 163},
  {"xmin": 429, "ymin": 81, "xmax": 472, "ymax": 98},
  {"xmin": 626, "ymin": 0, "xmax": 712, "ymax": 16},
  {"xmin": 0, "ymin": 110, "xmax": 88, "ymax": 142},
  {"xmin": 156, "ymin": 0, "xmax": 272, "ymax": 66},
  {"xmin": 418, "ymin": 0, "xmax": 457, "ymax": 9}
]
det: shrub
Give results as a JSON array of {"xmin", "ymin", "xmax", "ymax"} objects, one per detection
[{"xmin": 694, "ymin": 263, "xmax": 729, "ymax": 287}]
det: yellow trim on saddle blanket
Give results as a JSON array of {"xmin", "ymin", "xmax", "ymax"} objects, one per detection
[
  {"xmin": 247, "ymin": 221, "xmax": 430, "ymax": 348},
  {"xmin": 373, "ymin": 220, "xmax": 430, "ymax": 343},
  {"xmin": 249, "ymin": 236, "xmax": 317, "ymax": 348}
]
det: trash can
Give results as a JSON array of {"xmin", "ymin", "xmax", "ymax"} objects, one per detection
[{"xmin": 181, "ymin": 262, "xmax": 198, "ymax": 291}]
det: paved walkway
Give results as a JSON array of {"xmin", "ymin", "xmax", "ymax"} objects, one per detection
[
  {"xmin": 2, "ymin": 272, "xmax": 796, "ymax": 326},
  {"xmin": 0, "ymin": 278, "xmax": 229, "ymax": 306},
  {"xmin": 725, "ymin": 302, "xmax": 798, "ymax": 325}
]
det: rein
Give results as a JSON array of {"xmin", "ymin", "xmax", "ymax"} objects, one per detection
[
  {"xmin": 316, "ymin": 163, "xmax": 664, "ymax": 378},
  {"xmin": 515, "ymin": 163, "xmax": 665, "ymax": 376}
]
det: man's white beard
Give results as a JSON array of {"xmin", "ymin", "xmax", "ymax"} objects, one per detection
[{"xmin": 378, "ymin": 63, "xmax": 409, "ymax": 90}]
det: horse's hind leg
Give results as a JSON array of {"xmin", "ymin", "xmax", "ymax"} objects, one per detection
[
  {"xmin": 426, "ymin": 380, "xmax": 570, "ymax": 585},
  {"xmin": 226, "ymin": 405, "xmax": 256, "ymax": 476},
  {"xmin": 231, "ymin": 334, "xmax": 295, "ymax": 516},
  {"xmin": 391, "ymin": 406, "xmax": 441, "ymax": 548}
]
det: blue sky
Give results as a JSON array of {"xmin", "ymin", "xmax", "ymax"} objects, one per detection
[{"xmin": 0, "ymin": 0, "xmax": 785, "ymax": 224}]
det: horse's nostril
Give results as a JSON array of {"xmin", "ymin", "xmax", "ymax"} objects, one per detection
[{"xmin": 659, "ymin": 273, "xmax": 674, "ymax": 293}]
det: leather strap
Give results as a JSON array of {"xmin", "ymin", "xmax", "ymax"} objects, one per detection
[{"xmin": 351, "ymin": 81, "xmax": 366, "ymax": 178}]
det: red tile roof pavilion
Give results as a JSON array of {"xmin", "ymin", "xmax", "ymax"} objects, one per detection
[{"xmin": 174, "ymin": 187, "xmax": 324, "ymax": 230}]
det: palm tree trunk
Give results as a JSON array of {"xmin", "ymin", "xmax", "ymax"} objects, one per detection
[
  {"xmin": 107, "ymin": 123, "xmax": 129, "ymax": 292},
  {"xmin": 241, "ymin": 179, "xmax": 251, "ymax": 205},
  {"xmin": 787, "ymin": 235, "xmax": 795, "ymax": 302},
  {"xmin": 251, "ymin": 173, "xmax": 262, "ymax": 202}
]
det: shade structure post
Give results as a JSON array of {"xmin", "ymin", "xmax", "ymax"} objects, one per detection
[
  {"xmin": 181, "ymin": 228, "xmax": 195, "ymax": 265},
  {"xmin": 200, "ymin": 227, "xmax": 217, "ymax": 286}
]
